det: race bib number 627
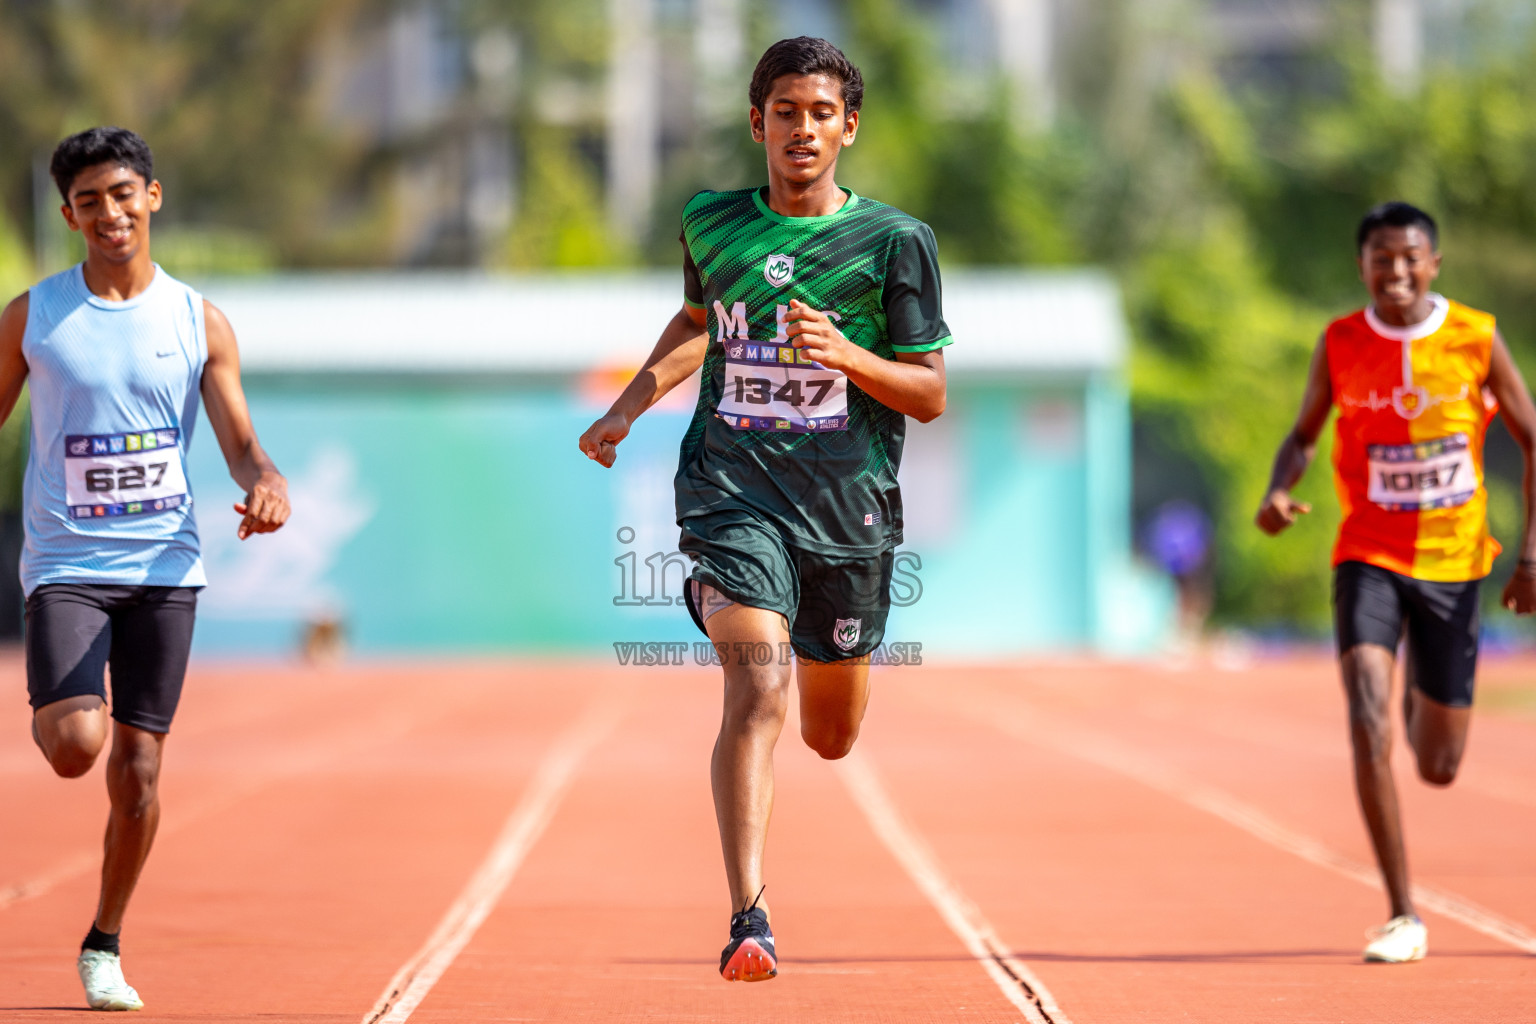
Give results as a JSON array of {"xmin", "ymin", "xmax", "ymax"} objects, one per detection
[{"xmin": 65, "ymin": 428, "xmax": 190, "ymax": 520}]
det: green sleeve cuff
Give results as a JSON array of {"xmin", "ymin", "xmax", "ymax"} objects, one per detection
[
  {"xmin": 683, "ymin": 297, "xmax": 706, "ymax": 310},
  {"xmin": 891, "ymin": 334, "xmax": 952, "ymax": 354}
]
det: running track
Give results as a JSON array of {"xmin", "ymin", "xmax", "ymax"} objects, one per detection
[{"xmin": 2, "ymin": 654, "xmax": 1533, "ymax": 1021}]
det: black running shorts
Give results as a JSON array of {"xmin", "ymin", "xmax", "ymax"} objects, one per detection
[
  {"xmin": 25, "ymin": 584, "xmax": 198, "ymax": 733},
  {"xmin": 1333, "ymin": 560, "xmax": 1480, "ymax": 708},
  {"xmin": 679, "ymin": 509, "xmax": 893, "ymax": 663}
]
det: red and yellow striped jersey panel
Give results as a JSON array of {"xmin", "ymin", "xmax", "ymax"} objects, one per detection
[{"xmin": 1327, "ymin": 298, "xmax": 1500, "ymax": 582}]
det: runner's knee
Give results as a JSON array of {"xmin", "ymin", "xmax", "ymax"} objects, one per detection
[
  {"xmin": 1417, "ymin": 761, "xmax": 1458, "ymax": 786},
  {"xmin": 107, "ymin": 742, "xmax": 162, "ymax": 816},
  {"xmin": 721, "ymin": 671, "xmax": 789, "ymax": 731},
  {"xmin": 1415, "ymin": 747, "xmax": 1461, "ymax": 786},
  {"xmin": 800, "ymin": 719, "xmax": 857, "ymax": 760},
  {"xmin": 1347, "ymin": 708, "xmax": 1392, "ymax": 764},
  {"xmin": 34, "ymin": 709, "xmax": 109, "ymax": 778},
  {"xmin": 45, "ymin": 739, "xmax": 102, "ymax": 779},
  {"xmin": 108, "ymin": 771, "xmax": 158, "ymax": 818}
]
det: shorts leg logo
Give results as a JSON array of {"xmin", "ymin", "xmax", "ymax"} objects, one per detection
[{"xmin": 834, "ymin": 617, "xmax": 862, "ymax": 652}]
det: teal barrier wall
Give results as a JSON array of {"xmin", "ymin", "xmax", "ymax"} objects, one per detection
[{"xmin": 187, "ymin": 372, "xmax": 1171, "ymax": 656}]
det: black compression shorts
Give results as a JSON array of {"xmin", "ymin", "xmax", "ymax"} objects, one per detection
[
  {"xmin": 25, "ymin": 583, "xmax": 198, "ymax": 733},
  {"xmin": 1333, "ymin": 560, "xmax": 1480, "ymax": 708}
]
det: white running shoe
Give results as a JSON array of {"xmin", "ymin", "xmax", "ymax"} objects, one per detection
[
  {"xmin": 77, "ymin": 949, "xmax": 143, "ymax": 1011},
  {"xmin": 1363, "ymin": 915, "xmax": 1427, "ymax": 963}
]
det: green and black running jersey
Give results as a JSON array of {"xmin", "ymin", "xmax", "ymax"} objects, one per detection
[{"xmin": 676, "ymin": 186, "xmax": 951, "ymax": 555}]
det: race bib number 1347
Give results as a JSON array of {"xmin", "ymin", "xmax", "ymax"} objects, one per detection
[
  {"xmin": 716, "ymin": 340, "xmax": 849, "ymax": 433},
  {"xmin": 65, "ymin": 428, "xmax": 190, "ymax": 520}
]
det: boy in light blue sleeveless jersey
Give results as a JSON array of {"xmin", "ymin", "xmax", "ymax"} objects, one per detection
[{"xmin": 0, "ymin": 127, "xmax": 290, "ymax": 1011}]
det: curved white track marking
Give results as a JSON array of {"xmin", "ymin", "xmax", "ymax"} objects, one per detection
[
  {"xmin": 0, "ymin": 850, "xmax": 100, "ymax": 909},
  {"xmin": 363, "ymin": 694, "xmax": 627, "ymax": 1024},
  {"xmin": 836, "ymin": 752, "xmax": 1072, "ymax": 1024},
  {"xmin": 940, "ymin": 687, "xmax": 1536, "ymax": 955}
]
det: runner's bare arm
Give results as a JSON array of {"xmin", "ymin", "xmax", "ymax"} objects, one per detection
[
  {"xmin": 201, "ymin": 299, "xmax": 290, "ymax": 539},
  {"xmin": 0, "ymin": 293, "xmax": 31, "ymax": 427},
  {"xmin": 579, "ymin": 305, "xmax": 708, "ymax": 468},
  {"xmin": 1256, "ymin": 333, "xmax": 1332, "ymax": 535},
  {"xmin": 1485, "ymin": 329, "xmax": 1536, "ymax": 613},
  {"xmin": 782, "ymin": 301, "xmax": 945, "ymax": 422}
]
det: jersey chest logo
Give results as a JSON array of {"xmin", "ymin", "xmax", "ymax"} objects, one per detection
[{"xmin": 764, "ymin": 254, "xmax": 795, "ymax": 287}]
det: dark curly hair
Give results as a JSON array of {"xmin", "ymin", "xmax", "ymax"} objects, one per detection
[
  {"xmin": 749, "ymin": 37, "xmax": 864, "ymax": 115},
  {"xmin": 50, "ymin": 126, "xmax": 154, "ymax": 201},
  {"xmin": 1357, "ymin": 201, "xmax": 1438, "ymax": 252}
]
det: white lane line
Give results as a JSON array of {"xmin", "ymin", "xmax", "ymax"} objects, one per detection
[
  {"xmin": 836, "ymin": 751, "xmax": 1072, "ymax": 1024},
  {"xmin": 941, "ymin": 686, "xmax": 1536, "ymax": 956},
  {"xmin": 362, "ymin": 694, "xmax": 626, "ymax": 1024},
  {"xmin": 0, "ymin": 850, "xmax": 100, "ymax": 909}
]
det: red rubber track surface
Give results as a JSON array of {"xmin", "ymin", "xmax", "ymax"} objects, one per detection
[{"xmin": 1, "ymin": 654, "xmax": 1533, "ymax": 1021}]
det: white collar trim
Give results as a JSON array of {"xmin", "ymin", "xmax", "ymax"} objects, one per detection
[{"xmin": 1365, "ymin": 294, "xmax": 1448, "ymax": 342}]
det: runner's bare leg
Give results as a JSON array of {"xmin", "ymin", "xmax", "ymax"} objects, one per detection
[
  {"xmin": 708, "ymin": 603, "xmax": 793, "ymax": 919},
  {"xmin": 33, "ymin": 700, "xmax": 162, "ymax": 935},
  {"xmin": 1341, "ymin": 644, "xmax": 1415, "ymax": 919},
  {"xmin": 94, "ymin": 724, "xmax": 165, "ymax": 934}
]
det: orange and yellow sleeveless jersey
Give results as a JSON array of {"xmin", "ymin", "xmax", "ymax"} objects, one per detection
[{"xmin": 1327, "ymin": 296, "xmax": 1500, "ymax": 582}]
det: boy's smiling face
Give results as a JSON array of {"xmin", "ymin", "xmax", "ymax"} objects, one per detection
[
  {"xmin": 62, "ymin": 162, "xmax": 162, "ymax": 265},
  {"xmin": 1358, "ymin": 224, "xmax": 1441, "ymax": 323}
]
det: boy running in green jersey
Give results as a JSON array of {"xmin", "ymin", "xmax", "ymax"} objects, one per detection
[{"xmin": 579, "ymin": 36, "xmax": 950, "ymax": 981}]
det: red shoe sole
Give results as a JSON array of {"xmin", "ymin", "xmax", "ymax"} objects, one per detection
[{"xmin": 721, "ymin": 938, "xmax": 778, "ymax": 982}]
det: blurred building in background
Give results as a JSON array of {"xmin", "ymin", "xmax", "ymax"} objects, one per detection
[{"xmin": 187, "ymin": 269, "xmax": 1167, "ymax": 657}]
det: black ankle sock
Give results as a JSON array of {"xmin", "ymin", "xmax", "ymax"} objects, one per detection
[{"xmin": 82, "ymin": 925, "xmax": 119, "ymax": 955}]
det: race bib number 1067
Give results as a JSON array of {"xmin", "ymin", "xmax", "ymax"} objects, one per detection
[
  {"xmin": 1366, "ymin": 433, "xmax": 1476, "ymax": 512},
  {"xmin": 716, "ymin": 340, "xmax": 849, "ymax": 433},
  {"xmin": 65, "ymin": 428, "xmax": 190, "ymax": 520}
]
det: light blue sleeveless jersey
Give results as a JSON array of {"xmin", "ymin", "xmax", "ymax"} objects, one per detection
[{"xmin": 20, "ymin": 264, "xmax": 207, "ymax": 595}]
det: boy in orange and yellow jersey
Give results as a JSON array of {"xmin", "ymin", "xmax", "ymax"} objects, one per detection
[{"xmin": 1257, "ymin": 201, "xmax": 1536, "ymax": 963}]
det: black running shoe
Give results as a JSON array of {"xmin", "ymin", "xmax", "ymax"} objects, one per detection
[{"xmin": 719, "ymin": 888, "xmax": 777, "ymax": 981}]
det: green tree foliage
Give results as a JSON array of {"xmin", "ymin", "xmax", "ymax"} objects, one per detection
[
  {"xmin": 1248, "ymin": 52, "xmax": 1536, "ymax": 625},
  {"xmin": 0, "ymin": 0, "xmax": 391, "ymax": 270},
  {"xmin": 822, "ymin": 1, "xmax": 1335, "ymax": 627},
  {"xmin": 1113, "ymin": 73, "xmax": 1341, "ymax": 630},
  {"xmin": 849, "ymin": 3, "xmax": 1521, "ymax": 628},
  {"xmin": 0, "ymin": 212, "xmax": 29, "ymax": 516},
  {"xmin": 1118, "ymin": 47, "xmax": 1536, "ymax": 628},
  {"xmin": 464, "ymin": 0, "xmax": 634, "ymax": 268},
  {"xmin": 505, "ymin": 126, "xmax": 630, "ymax": 268},
  {"xmin": 830, "ymin": 2, "xmax": 1536, "ymax": 630},
  {"xmin": 836, "ymin": 0, "xmax": 1081, "ymax": 264},
  {"xmin": 0, "ymin": 210, "xmax": 28, "ymax": 300}
]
